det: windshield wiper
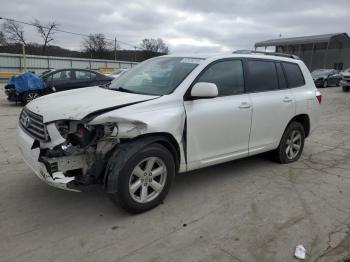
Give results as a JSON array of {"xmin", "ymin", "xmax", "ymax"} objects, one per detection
[{"xmin": 115, "ymin": 86, "xmax": 137, "ymax": 94}]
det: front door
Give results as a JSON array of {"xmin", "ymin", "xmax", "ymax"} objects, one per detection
[
  {"xmin": 47, "ymin": 70, "xmax": 74, "ymax": 91},
  {"xmin": 184, "ymin": 59, "xmax": 252, "ymax": 170}
]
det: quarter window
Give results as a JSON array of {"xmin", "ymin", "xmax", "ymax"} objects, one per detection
[
  {"xmin": 247, "ymin": 60, "xmax": 279, "ymax": 92},
  {"xmin": 196, "ymin": 60, "xmax": 244, "ymax": 96},
  {"xmin": 282, "ymin": 62, "xmax": 305, "ymax": 88},
  {"xmin": 276, "ymin": 63, "xmax": 287, "ymax": 89}
]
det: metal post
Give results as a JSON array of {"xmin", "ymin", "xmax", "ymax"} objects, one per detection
[
  {"xmin": 114, "ymin": 37, "xmax": 117, "ymax": 61},
  {"xmin": 22, "ymin": 44, "xmax": 27, "ymax": 72}
]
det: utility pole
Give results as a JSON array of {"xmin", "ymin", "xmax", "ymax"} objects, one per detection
[
  {"xmin": 114, "ymin": 36, "xmax": 117, "ymax": 61},
  {"xmin": 22, "ymin": 44, "xmax": 27, "ymax": 72}
]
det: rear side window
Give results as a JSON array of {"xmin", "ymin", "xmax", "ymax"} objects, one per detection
[
  {"xmin": 282, "ymin": 62, "xmax": 305, "ymax": 88},
  {"xmin": 196, "ymin": 60, "xmax": 244, "ymax": 96},
  {"xmin": 75, "ymin": 71, "xmax": 91, "ymax": 80},
  {"xmin": 247, "ymin": 60, "xmax": 279, "ymax": 92}
]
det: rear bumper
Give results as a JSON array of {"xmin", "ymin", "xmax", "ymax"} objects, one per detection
[{"xmin": 17, "ymin": 126, "xmax": 80, "ymax": 191}]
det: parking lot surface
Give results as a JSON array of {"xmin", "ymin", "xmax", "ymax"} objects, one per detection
[{"xmin": 0, "ymin": 85, "xmax": 349, "ymax": 262}]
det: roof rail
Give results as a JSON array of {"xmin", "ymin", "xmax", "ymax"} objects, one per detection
[{"xmin": 233, "ymin": 50, "xmax": 300, "ymax": 60}]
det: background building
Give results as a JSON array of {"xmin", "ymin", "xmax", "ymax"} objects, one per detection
[{"xmin": 255, "ymin": 33, "xmax": 350, "ymax": 71}]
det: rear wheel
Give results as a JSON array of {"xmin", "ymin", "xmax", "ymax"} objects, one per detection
[
  {"xmin": 22, "ymin": 92, "xmax": 39, "ymax": 105},
  {"xmin": 275, "ymin": 122, "xmax": 305, "ymax": 164},
  {"xmin": 111, "ymin": 143, "xmax": 175, "ymax": 213},
  {"xmin": 343, "ymin": 86, "xmax": 350, "ymax": 92}
]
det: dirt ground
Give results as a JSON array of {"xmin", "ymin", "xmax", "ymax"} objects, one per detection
[{"xmin": 0, "ymin": 85, "xmax": 349, "ymax": 262}]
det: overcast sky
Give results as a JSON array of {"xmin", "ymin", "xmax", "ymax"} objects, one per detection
[{"xmin": 1, "ymin": 0, "xmax": 350, "ymax": 54}]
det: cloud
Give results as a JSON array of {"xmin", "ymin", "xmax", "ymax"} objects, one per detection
[{"xmin": 1, "ymin": 0, "xmax": 349, "ymax": 53}]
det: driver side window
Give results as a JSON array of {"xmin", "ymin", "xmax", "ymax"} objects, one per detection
[
  {"xmin": 196, "ymin": 60, "xmax": 244, "ymax": 96},
  {"xmin": 51, "ymin": 71, "xmax": 72, "ymax": 81}
]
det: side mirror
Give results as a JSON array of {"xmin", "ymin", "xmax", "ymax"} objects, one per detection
[{"xmin": 191, "ymin": 82, "xmax": 218, "ymax": 98}]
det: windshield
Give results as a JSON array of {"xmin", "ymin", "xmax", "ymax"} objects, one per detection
[{"xmin": 109, "ymin": 57, "xmax": 203, "ymax": 95}]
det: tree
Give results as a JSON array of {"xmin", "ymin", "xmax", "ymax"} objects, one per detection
[
  {"xmin": 82, "ymin": 33, "xmax": 111, "ymax": 58},
  {"xmin": 140, "ymin": 38, "xmax": 169, "ymax": 54},
  {"xmin": 0, "ymin": 31, "xmax": 6, "ymax": 46},
  {"xmin": 2, "ymin": 19, "xmax": 26, "ymax": 46},
  {"xmin": 33, "ymin": 19, "xmax": 58, "ymax": 55}
]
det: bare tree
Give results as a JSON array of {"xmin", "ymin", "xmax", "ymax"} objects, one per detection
[
  {"xmin": 0, "ymin": 31, "xmax": 6, "ymax": 46},
  {"xmin": 82, "ymin": 33, "xmax": 111, "ymax": 58},
  {"xmin": 2, "ymin": 19, "xmax": 26, "ymax": 46},
  {"xmin": 140, "ymin": 38, "xmax": 169, "ymax": 54},
  {"xmin": 33, "ymin": 19, "xmax": 58, "ymax": 55}
]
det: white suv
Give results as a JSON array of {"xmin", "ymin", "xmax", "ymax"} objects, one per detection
[{"xmin": 17, "ymin": 51, "xmax": 321, "ymax": 213}]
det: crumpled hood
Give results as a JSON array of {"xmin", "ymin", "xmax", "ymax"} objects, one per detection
[{"xmin": 26, "ymin": 86, "xmax": 158, "ymax": 123}]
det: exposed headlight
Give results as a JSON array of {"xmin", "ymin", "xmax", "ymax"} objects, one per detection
[
  {"xmin": 55, "ymin": 121, "xmax": 70, "ymax": 138},
  {"xmin": 102, "ymin": 123, "xmax": 118, "ymax": 137}
]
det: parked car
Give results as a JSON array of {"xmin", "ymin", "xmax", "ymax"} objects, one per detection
[
  {"xmin": 105, "ymin": 69, "xmax": 129, "ymax": 79},
  {"xmin": 311, "ymin": 69, "xmax": 342, "ymax": 88},
  {"xmin": 4, "ymin": 68, "xmax": 113, "ymax": 104},
  {"xmin": 17, "ymin": 52, "xmax": 321, "ymax": 213},
  {"xmin": 340, "ymin": 68, "xmax": 350, "ymax": 92}
]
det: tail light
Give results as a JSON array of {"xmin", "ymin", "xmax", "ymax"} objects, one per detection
[{"xmin": 316, "ymin": 90, "xmax": 322, "ymax": 104}]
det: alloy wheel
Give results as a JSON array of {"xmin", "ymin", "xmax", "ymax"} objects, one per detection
[
  {"xmin": 285, "ymin": 130, "xmax": 302, "ymax": 160},
  {"xmin": 128, "ymin": 157, "xmax": 167, "ymax": 203},
  {"xmin": 26, "ymin": 92, "xmax": 39, "ymax": 103}
]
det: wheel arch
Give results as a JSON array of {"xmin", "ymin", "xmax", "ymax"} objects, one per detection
[
  {"xmin": 288, "ymin": 114, "xmax": 310, "ymax": 138},
  {"xmin": 104, "ymin": 132, "xmax": 181, "ymax": 193}
]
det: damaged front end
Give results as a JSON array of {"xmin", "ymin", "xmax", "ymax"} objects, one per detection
[{"xmin": 18, "ymin": 107, "xmax": 124, "ymax": 191}]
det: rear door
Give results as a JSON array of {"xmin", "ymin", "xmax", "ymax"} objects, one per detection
[
  {"xmin": 246, "ymin": 59, "xmax": 295, "ymax": 155},
  {"xmin": 72, "ymin": 70, "xmax": 93, "ymax": 88}
]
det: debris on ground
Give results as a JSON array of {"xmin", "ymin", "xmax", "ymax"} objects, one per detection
[{"xmin": 294, "ymin": 245, "xmax": 306, "ymax": 260}]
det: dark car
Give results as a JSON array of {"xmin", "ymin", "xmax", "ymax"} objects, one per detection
[
  {"xmin": 5, "ymin": 68, "xmax": 113, "ymax": 104},
  {"xmin": 311, "ymin": 69, "xmax": 342, "ymax": 88},
  {"xmin": 340, "ymin": 68, "xmax": 350, "ymax": 92}
]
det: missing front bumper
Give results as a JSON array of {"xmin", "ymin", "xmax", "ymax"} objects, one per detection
[{"xmin": 17, "ymin": 126, "xmax": 84, "ymax": 192}]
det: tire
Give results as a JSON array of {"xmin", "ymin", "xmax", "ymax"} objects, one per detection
[
  {"xmin": 22, "ymin": 92, "xmax": 40, "ymax": 105},
  {"xmin": 275, "ymin": 122, "xmax": 305, "ymax": 164},
  {"xmin": 323, "ymin": 80, "xmax": 328, "ymax": 88},
  {"xmin": 343, "ymin": 86, "xmax": 350, "ymax": 92},
  {"xmin": 111, "ymin": 143, "xmax": 175, "ymax": 213}
]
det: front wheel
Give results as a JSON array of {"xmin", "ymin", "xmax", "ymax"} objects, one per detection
[
  {"xmin": 343, "ymin": 86, "xmax": 350, "ymax": 92},
  {"xmin": 111, "ymin": 143, "xmax": 175, "ymax": 213},
  {"xmin": 275, "ymin": 122, "xmax": 305, "ymax": 164},
  {"xmin": 22, "ymin": 91, "xmax": 40, "ymax": 105}
]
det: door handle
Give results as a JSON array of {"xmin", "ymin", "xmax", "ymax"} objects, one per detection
[
  {"xmin": 283, "ymin": 97, "xmax": 293, "ymax": 103},
  {"xmin": 239, "ymin": 102, "xmax": 251, "ymax": 109}
]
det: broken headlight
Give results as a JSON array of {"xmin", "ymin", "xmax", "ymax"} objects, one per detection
[
  {"xmin": 55, "ymin": 121, "xmax": 70, "ymax": 138},
  {"xmin": 102, "ymin": 123, "xmax": 118, "ymax": 137}
]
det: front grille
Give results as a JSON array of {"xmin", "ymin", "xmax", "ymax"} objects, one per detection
[{"xmin": 19, "ymin": 108, "xmax": 50, "ymax": 142}]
